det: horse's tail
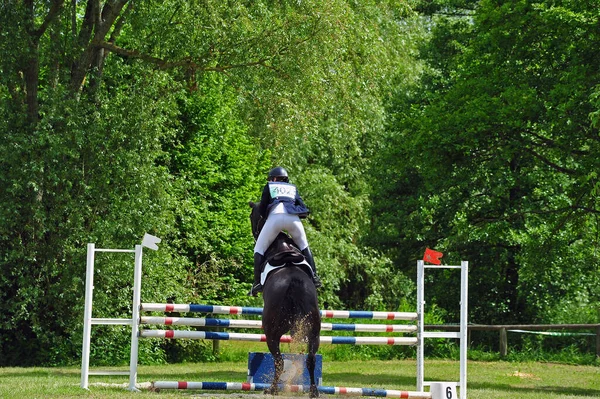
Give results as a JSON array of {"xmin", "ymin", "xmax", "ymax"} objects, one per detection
[
  {"xmin": 281, "ymin": 267, "xmax": 320, "ymax": 340},
  {"xmin": 281, "ymin": 269, "xmax": 313, "ymax": 312}
]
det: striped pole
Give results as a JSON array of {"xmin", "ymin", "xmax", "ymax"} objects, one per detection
[
  {"xmin": 141, "ymin": 303, "xmax": 417, "ymax": 321},
  {"xmin": 139, "ymin": 330, "xmax": 418, "ymax": 346},
  {"xmin": 141, "ymin": 316, "xmax": 262, "ymax": 328},
  {"xmin": 140, "ymin": 316, "xmax": 417, "ymax": 333},
  {"xmin": 151, "ymin": 381, "xmax": 432, "ymax": 398},
  {"xmin": 320, "ymin": 309, "xmax": 417, "ymax": 321}
]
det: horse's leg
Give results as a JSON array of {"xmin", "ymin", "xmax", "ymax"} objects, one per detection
[
  {"xmin": 306, "ymin": 314, "xmax": 321, "ymax": 398},
  {"xmin": 265, "ymin": 336, "xmax": 283, "ymax": 395},
  {"xmin": 306, "ymin": 352, "xmax": 318, "ymax": 398}
]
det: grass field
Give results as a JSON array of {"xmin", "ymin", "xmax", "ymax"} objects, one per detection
[{"xmin": 1, "ymin": 357, "xmax": 599, "ymax": 399}]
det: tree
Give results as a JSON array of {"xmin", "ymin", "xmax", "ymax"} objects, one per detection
[
  {"xmin": 0, "ymin": 0, "xmax": 424, "ymax": 364},
  {"xmin": 372, "ymin": 0, "xmax": 600, "ymax": 324},
  {"xmin": 168, "ymin": 74, "xmax": 269, "ymax": 305}
]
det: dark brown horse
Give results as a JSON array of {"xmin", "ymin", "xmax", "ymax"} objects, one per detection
[{"xmin": 249, "ymin": 201, "xmax": 321, "ymax": 398}]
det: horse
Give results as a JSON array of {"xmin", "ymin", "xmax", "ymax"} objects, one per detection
[{"xmin": 249, "ymin": 201, "xmax": 321, "ymax": 398}]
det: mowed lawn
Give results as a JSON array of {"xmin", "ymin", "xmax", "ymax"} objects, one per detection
[{"xmin": 1, "ymin": 358, "xmax": 599, "ymax": 399}]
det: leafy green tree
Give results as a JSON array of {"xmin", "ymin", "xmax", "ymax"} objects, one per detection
[
  {"xmin": 373, "ymin": 0, "xmax": 600, "ymax": 325},
  {"xmin": 168, "ymin": 74, "xmax": 269, "ymax": 305},
  {"xmin": 268, "ymin": 1, "xmax": 424, "ymax": 310},
  {"xmin": 0, "ymin": 59, "xmax": 187, "ymax": 366},
  {"xmin": 1, "ymin": 0, "xmax": 425, "ymax": 365}
]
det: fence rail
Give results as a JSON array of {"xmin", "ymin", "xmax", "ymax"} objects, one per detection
[{"xmin": 424, "ymin": 324, "xmax": 600, "ymax": 357}]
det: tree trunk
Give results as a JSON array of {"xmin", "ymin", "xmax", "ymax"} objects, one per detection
[
  {"xmin": 70, "ymin": 0, "xmax": 129, "ymax": 95},
  {"xmin": 24, "ymin": 44, "xmax": 40, "ymax": 124}
]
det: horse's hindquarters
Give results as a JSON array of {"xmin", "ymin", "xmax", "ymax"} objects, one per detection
[{"xmin": 261, "ymin": 264, "xmax": 321, "ymax": 397}]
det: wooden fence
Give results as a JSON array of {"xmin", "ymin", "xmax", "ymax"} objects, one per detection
[{"xmin": 424, "ymin": 324, "xmax": 600, "ymax": 357}]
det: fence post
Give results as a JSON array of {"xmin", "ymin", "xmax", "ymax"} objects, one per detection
[
  {"xmin": 499, "ymin": 327, "xmax": 507, "ymax": 358},
  {"xmin": 596, "ymin": 324, "xmax": 600, "ymax": 357}
]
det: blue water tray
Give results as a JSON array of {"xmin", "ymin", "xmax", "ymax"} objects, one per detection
[{"xmin": 247, "ymin": 352, "xmax": 323, "ymax": 386}]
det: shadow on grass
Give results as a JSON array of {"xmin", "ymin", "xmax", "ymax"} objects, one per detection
[
  {"xmin": 0, "ymin": 367, "xmax": 91, "ymax": 379},
  {"xmin": 321, "ymin": 372, "xmax": 416, "ymax": 387},
  {"xmin": 0, "ymin": 369, "xmax": 56, "ymax": 378},
  {"xmin": 139, "ymin": 370, "xmax": 247, "ymax": 382},
  {"xmin": 469, "ymin": 380, "xmax": 600, "ymax": 398}
]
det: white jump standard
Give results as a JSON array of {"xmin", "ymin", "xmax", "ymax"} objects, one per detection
[{"xmin": 80, "ymin": 235, "xmax": 468, "ymax": 399}]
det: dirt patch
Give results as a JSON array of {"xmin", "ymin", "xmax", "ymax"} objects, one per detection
[{"xmin": 509, "ymin": 371, "xmax": 541, "ymax": 380}]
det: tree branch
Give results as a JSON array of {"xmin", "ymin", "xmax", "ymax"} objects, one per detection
[
  {"xmin": 522, "ymin": 147, "xmax": 578, "ymax": 176},
  {"xmin": 33, "ymin": 0, "xmax": 65, "ymax": 40},
  {"xmin": 97, "ymin": 40, "xmax": 285, "ymax": 75},
  {"xmin": 70, "ymin": 0, "xmax": 130, "ymax": 93},
  {"xmin": 108, "ymin": 1, "xmax": 133, "ymax": 43},
  {"xmin": 574, "ymin": 205, "xmax": 600, "ymax": 214},
  {"xmin": 525, "ymin": 129, "xmax": 589, "ymax": 156}
]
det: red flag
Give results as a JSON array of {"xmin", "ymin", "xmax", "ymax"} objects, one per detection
[{"xmin": 423, "ymin": 248, "xmax": 443, "ymax": 265}]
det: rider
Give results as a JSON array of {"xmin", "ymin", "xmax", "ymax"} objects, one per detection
[{"xmin": 249, "ymin": 166, "xmax": 322, "ymax": 296}]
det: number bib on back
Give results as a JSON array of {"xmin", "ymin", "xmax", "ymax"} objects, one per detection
[{"xmin": 269, "ymin": 183, "xmax": 297, "ymax": 199}]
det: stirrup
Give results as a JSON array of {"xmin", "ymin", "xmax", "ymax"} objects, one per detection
[
  {"xmin": 248, "ymin": 283, "xmax": 263, "ymax": 296},
  {"xmin": 313, "ymin": 275, "xmax": 322, "ymax": 289}
]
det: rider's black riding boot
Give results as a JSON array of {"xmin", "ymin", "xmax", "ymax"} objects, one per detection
[
  {"xmin": 301, "ymin": 247, "xmax": 322, "ymax": 288},
  {"xmin": 249, "ymin": 252, "xmax": 265, "ymax": 296}
]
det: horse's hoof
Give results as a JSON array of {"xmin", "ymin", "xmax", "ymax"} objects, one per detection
[
  {"xmin": 264, "ymin": 386, "xmax": 279, "ymax": 396},
  {"xmin": 310, "ymin": 385, "xmax": 319, "ymax": 398}
]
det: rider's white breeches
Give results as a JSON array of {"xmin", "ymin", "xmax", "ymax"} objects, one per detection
[{"xmin": 253, "ymin": 212, "xmax": 309, "ymax": 255}]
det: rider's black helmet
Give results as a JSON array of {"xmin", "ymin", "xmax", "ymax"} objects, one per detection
[{"xmin": 268, "ymin": 166, "xmax": 289, "ymax": 182}]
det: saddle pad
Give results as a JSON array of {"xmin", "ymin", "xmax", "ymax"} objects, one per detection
[{"xmin": 261, "ymin": 261, "xmax": 312, "ymax": 285}]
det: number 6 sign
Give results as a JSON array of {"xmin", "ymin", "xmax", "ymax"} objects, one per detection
[{"xmin": 430, "ymin": 382, "xmax": 457, "ymax": 399}]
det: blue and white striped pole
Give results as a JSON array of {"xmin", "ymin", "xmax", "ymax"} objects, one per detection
[{"xmin": 151, "ymin": 381, "xmax": 432, "ymax": 398}]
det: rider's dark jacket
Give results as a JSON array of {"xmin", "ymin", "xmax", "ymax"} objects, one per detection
[{"xmin": 258, "ymin": 182, "xmax": 309, "ymax": 219}]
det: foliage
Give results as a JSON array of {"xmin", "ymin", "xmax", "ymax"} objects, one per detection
[
  {"xmin": 0, "ymin": 0, "xmax": 422, "ymax": 366},
  {"xmin": 0, "ymin": 48, "xmax": 188, "ymax": 364},
  {"xmin": 167, "ymin": 74, "xmax": 270, "ymax": 304},
  {"xmin": 371, "ymin": 0, "xmax": 600, "ymax": 326},
  {"xmin": 2, "ymin": 0, "xmax": 598, "ymax": 367}
]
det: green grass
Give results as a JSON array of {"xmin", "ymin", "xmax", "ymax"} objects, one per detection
[{"xmin": 1, "ymin": 357, "xmax": 599, "ymax": 399}]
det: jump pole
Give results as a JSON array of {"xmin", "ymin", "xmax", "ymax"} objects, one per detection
[
  {"xmin": 139, "ymin": 329, "xmax": 418, "ymax": 345},
  {"xmin": 140, "ymin": 303, "xmax": 418, "ymax": 320},
  {"xmin": 151, "ymin": 381, "xmax": 433, "ymax": 398},
  {"xmin": 140, "ymin": 316, "xmax": 418, "ymax": 333}
]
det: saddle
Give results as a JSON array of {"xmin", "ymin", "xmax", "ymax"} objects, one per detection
[
  {"xmin": 259, "ymin": 232, "xmax": 313, "ymax": 285},
  {"xmin": 263, "ymin": 232, "xmax": 305, "ymax": 267}
]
